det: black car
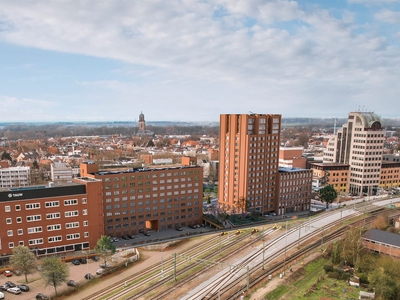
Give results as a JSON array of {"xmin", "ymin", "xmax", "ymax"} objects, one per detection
[
  {"xmin": 36, "ymin": 293, "xmax": 48, "ymax": 300},
  {"xmin": 84, "ymin": 273, "xmax": 94, "ymax": 280},
  {"xmin": 67, "ymin": 280, "xmax": 78, "ymax": 287},
  {"xmin": 71, "ymin": 259, "xmax": 80, "ymax": 265},
  {"xmin": 175, "ymin": 227, "xmax": 183, "ymax": 231},
  {"xmin": 17, "ymin": 284, "xmax": 29, "ymax": 292},
  {"xmin": 79, "ymin": 258, "xmax": 87, "ymax": 264},
  {"xmin": 122, "ymin": 235, "xmax": 130, "ymax": 240},
  {"xmin": 142, "ymin": 232, "xmax": 151, "ymax": 236},
  {"xmin": 91, "ymin": 255, "xmax": 99, "ymax": 262},
  {"xmin": 127, "ymin": 234, "xmax": 135, "ymax": 239},
  {"xmin": 5, "ymin": 282, "xmax": 16, "ymax": 288}
]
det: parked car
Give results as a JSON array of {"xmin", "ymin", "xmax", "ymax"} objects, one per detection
[
  {"xmin": 13, "ymin": 269, "xmax": 21, "ymax": 276},
  {"xmin": 122, "ymin": 235, "xmax": 130, "ymax": 240},
  {"xmin": 71, "ymin": 259, "xmax": 81, "ymax": 265},
  {"xmin": 127, "ymin": 234, "xmax": 135, "ymax": 239},
  {"xmin": 0, "ymin": 285, "xmax": 8, "ymax": 292},
  {"xmin": 3, "ymin": 270, "xmax": 12, "ymax": 277},
  {"xmin": 100, "ymin": 262, "xmax": 111, "ymax": 268},
  {"xmin": 79, "ymin": 258, "xmax": 87, "ymax": 264},
  {"xmin": 7, "ymin": 287, "xmax": 21, "ymax": 295},
  {"xmin": 91, "ymin": 255, "xmax": 99, "ymax": 262},
  {"xmin": 175, "ymin": 227, "xmax": 183, "ymax": 231},
  {"xmin": 0, "ymin": 291, "xmax": 4, "ymax": 299},
  {"xmin": 142, "ymin": 232, "xmax": 151, "ymax": 236},
  {"xmin": 84, "ymin": 273, "xmax": 94, "ymax": 280},
  {"xmin": 36, "ymin": 293, "xmax": 48, "ymax": 300},
  {"xmin": 112, "ymin": 237, "xmax": 119, "ymax": 242},
  {"xmin": 5, "ymin": 282, "xmax": 16, "ymax": 288},
  {"xmin": 67, "ymin": 280, "xmax": 78, "ymax": 287},
  {"xmin": 96, "ymin": 268, "xmax": 104, "ymax": 275},
  {"xmin": 17, "ymin": 284, "xmax": 29, "ymax": 292}
]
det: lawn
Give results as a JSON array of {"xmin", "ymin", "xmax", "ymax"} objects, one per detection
[{"xmin": 264, "ymin": 258, "xmax": 360, "ymax": 300}]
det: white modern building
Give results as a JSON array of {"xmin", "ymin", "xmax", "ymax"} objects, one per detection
[
  {"xmin": 323, "ymin": 111, "xmax": 385, "ymax": 196},
  {"xmin": 0, "ymin": 166, "xmax": 31, "ymax": 188}
]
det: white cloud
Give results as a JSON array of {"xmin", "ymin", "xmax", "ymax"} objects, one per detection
[
  {"xmin": 375, "ymin": 9, "xmax": 400, "ymax": 24},
  {"xmin": 0, "ymin": 1, "xmax": 399, "ymax": 120}
]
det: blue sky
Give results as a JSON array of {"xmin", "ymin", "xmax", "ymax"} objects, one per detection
[{"xmin": 1, "ymin": 0, "xmax": 400, "ymax": 122}]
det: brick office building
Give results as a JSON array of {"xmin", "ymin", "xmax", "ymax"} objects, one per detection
[
  {"xmin": 80, "ymin": 157, "xmax": 203, "ymax": 237},
  {"xmin": 0, "ymin": 177, "xmax": 104, "ymax": 260},
  {"xmin": 278, "ymin": 167, "xmax": 312, "ymax": 214}
]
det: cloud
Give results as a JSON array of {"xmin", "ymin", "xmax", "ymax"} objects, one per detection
[
  {"xmin": 0, "ymin": 1, "xmax": 400, "ymax": 121},
  {"xmin": 375, "ymin": 9, "xmax": 400, "ymax": 24}
]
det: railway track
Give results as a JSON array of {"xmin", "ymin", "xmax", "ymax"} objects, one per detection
[{"xmin": 80, "ymin": 204, "xmax": 385, "ymax": 300}]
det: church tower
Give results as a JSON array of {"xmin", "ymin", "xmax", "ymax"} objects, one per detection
[{"xmin": 138, "ymin": 111, "xmax": 145, "ymax": 134}]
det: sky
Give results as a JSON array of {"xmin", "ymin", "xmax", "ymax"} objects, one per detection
[{"xmin": 1, "ymin": 0, "xmax": 400, "ymax": 122}]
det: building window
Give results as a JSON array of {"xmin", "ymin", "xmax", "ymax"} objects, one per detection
[
  {"xmin": 15, "ymin": 205, "xmax": 21, "ymax": 211},
  {"xmin": 18, "ymin": 229, "xmax": 23, "ymax": 235},
  {"xmin": 66, "ymin": 233, "xmax": 80, "ymax": 240},
  {"xmin": 6, "ymin": 218, "xmax": 12, "ymax": 224},
  {"xmin": 28, "ymin": 238, "xmax": 43, "ymax": 245},
  {"xmin": 83, "ymin": 209, "xmax": 88, "ymax": 215},
  {"xmin": 5, "ymin": 206, "xmax": 10, "ymax": 212},
  {"xmin": 9, "ymin": 242, "xmax": 14, "ymax": 249},
  {"xmin": 47, "ymin": 224, "xmax": 61, "ymax": 231},
  {"xmin": 27, "ymin": 215, "xmax": 42, "ymax": 222},
  {"xmin": 83, "ymin": 221, "xmax": 88, "ymax": 227},
  {"xmin": 26, "ymin": 203, "xmax": 40, "ymax": 210},
  {"xmin": 45, "ymin": 201, "xmax": 59, "ymax": 208},
  {"xmin": 65, "ymin": 222, "xmax": 79, "ymax": 229},
  {"xmin": 27, "ymin": 226, "xmax": 42, "ymax": 234},
  {"xmin": 82, "ymin": 198, "xmax": 87, "ymax": 204},
  {"xmin": 84, "ymin": 232, "xmax": 89, "ymax": 238},
  {"xmin": 65, "ymin": 211, "xmax": 79, "ymax": 217},
  {"xmin": 64, "ymin": 199, "xmax": 78, "ymax": 206},
  {"xmin": 48, "ymin": 236, "xmax": 62, "ymax": 243},
  {"xmin": 46, "ymin": 213, "xmax": 60, "ymax": 219},
  {"xmin": 7, "ymin": 230, "xmax": 13, "ymax": 236}
]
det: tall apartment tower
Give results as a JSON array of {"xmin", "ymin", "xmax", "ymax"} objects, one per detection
[
  {"xmin": 323, "ymin": 111, "xmax": 385, "ymax": 196},
  {"xmin": 218, "ymin": 113, "xmax": 281, "ymax": 214}
]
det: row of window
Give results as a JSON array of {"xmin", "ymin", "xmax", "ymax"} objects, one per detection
[
  {"xmin": 7, "ymin": 233, "xmax": 89, "ymax": 249},
  {"xmin": 6, "ymin": 221, "xmax": 89, "ymax": 236},
  {"xmin": 5, "ymin": 210, "xmax": 88, "ymax": 224},
  {"xmin": 4, "ymin": 198, "xmax": 87, "ymax": 212},
  {"xmin": 103, "ymin": 170, "xmax": 200, "ymax": 182}
]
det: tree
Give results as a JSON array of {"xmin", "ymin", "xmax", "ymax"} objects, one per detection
[
  {"xmin": 319, "ymin": 185, "xmax": 337, "ymax": 209},
  {"xmin": 94, "ymin": 235, "xmax": 116, "ymax": 266},
  {"xmin": 41, "ymin": 256, "xmax": 69, "ymax": 296},
  {"xmin": 1, "ymin": 151, "xmax": 12, "ymax": 161},
  {"xmin": 10, "ymin": 246, "xmax": 37, "ymax": 282}
]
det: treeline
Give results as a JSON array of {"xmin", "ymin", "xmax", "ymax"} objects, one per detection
[{"xmin": 0, "ymin": 124, "xmax": 220, "ymax": 140}]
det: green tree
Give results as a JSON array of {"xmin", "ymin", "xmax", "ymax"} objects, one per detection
[
  {"xmin": 1, "ymin": 151, "xmax": 12, "ymax": 161},
  {"xmin": 94, "ymin": 235, "xmax": 116, "ymax": 266},
  {"xmin": 41, "ymin": 256, "xmax": 69, "ymax": 296},
  {"xmin": 10, "ymin": 245, "xmax": 37, "ymax": 282},
  {"xmin": 319, "ymin": 185, "xmax": 337, "ymax": 209}
]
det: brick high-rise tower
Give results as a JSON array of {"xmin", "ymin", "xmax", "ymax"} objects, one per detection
[{"xmin": 218, "ymin": 113, "xmax": 281, "ymax": 214}]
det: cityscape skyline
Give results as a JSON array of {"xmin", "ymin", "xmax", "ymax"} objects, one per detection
[{"xmin": 1, "ymin": 1, "xmax": 400, "ymax": 122}]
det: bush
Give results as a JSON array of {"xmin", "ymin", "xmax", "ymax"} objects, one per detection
[
  {"xmin": 340, "ymin": 272, "xmax": 351, "ymax": 281},
  {"xmin": 323, "ymin": 265, "xmax": 334, "ymax": 273},
  {"xmin": 327, "ymin": 271, "xmax": 339, "ymax": 279},
  {"xmin": 358, "ymin": 273, "xmax": 369, "ymax": 284}
]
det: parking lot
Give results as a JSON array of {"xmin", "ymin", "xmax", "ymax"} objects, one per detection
[{"xmin": 0, "ymin": 256, "xmax": 109, "ymax": 300}]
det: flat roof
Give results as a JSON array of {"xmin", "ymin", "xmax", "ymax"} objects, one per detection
[
  {"xmin": 0, "ymin": 182, "xmax": 86, "ymax": 202},
  {"xmin": 362, "ymin": 228, "xmax": 400, "ymax": 248},
  {"xmin": 93, "ymin": 164, "xmax": 200, "ymax": 176},
  {"xmin": 279, "ymin": 167, "xmax": 310, "ymax": 173}
]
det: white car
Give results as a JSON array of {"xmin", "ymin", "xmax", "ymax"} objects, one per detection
[
  {"xmin": 0, "ymin": 291, "xmax": 5, "ymax": 299},
  {"xmin": 7, "ymin": 287, "xmax": 21, "ymax": 294},
  {"xmin": 96, "ymin": 268, "xmax": 104, "ymax": 275}
]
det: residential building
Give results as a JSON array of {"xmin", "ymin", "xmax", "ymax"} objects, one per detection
[
  {"xmin": 80, "ymin": 157, "xmax": 203, "ymax": 237},
  {"xmin": 310, "ymin": 163, "xmax": 349, "ymax": 193},
  {"xmin": 323, "ymin": 112, "xmax": 385, "ymax": 196},
  {"xmin": 218, "ymin": 113, "xmax": 281, "ymax": 214},
  {"xmin": 0, "ymin": 177, "xmax": 104, "ymax": 261},
  {"xmin": 50, "ymin": 162, "xmax": 73, "ymax": 182},
  {"xmin": 278, "ymin": 167, "xmax": 312, "ymax": 214},
  {"xmin": 0, "ymin": 166, "xmax": 31, "ymax": 188}
]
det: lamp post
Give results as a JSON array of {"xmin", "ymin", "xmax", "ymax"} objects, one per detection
[{"xmin": 83, "ymin": 251, "xmax": 89, "ymax": 275}]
